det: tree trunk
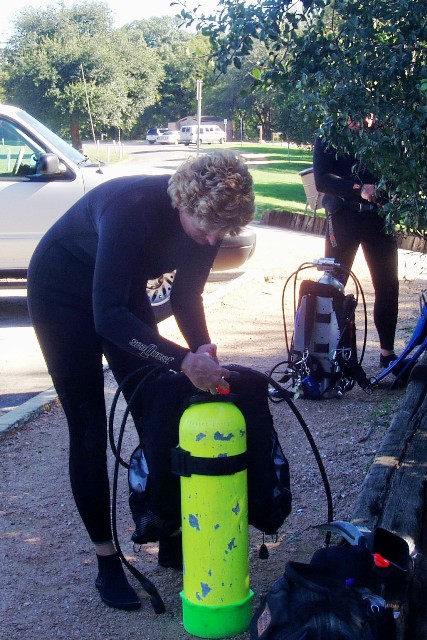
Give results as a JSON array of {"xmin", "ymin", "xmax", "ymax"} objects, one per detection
[{"xmin": 70, "ymin": 118, "xmax": 83, "ymax": 152}]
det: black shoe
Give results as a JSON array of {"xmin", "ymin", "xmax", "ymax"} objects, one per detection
[
  {"xmin": 95, "ymin": 553, "xmax": 141, "ymax": 611},
  {"xmin": 380, "ymin": 353, "xmax": 398, "ymax": 368},
  {"xmin": 158, "ymin": 533, "xmax": 183, "ymax": 570},
  {"xmin": 380, "ymin": 353, "xmax": 414, "ymax": 378}
]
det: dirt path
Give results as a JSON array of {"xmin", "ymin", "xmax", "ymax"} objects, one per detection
[{"xmin": 1, "ymin": 225, "xmax": 426, "ymax": 640}]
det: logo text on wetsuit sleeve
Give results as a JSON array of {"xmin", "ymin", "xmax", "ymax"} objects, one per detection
[{"xmin": 129, "ymin": 338, "xmax": 174, "ymax": 365}]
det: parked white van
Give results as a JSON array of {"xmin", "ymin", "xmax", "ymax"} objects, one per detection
[{"xmin": 180, "ymin": 124, "xmax": 226, "ymax": 146}]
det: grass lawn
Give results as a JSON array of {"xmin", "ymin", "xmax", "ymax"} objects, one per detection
[
  {"xmin": 227, "ymin": 143, "xmax": 315, "ymax": 220},
  {"xmin": 88, "ymin": 140, "xmax": 315, "ymax": 221}
]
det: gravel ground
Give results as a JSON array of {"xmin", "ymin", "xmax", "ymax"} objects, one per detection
[{"xmin": 1, "ymin": 224, "xmax": 426, "ymax": 640}]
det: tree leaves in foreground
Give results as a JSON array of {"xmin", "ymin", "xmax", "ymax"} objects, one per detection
[{"xmin": 182, "ymin": 0, "xmax": 427, "ymax": 232}]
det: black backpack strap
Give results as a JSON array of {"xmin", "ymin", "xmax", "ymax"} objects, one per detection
[
  {"xmin": 109, "ymin": 365, "xmax": 168, "ymax": 613},
  {"xmin": 115, "ymin": 545, "xmax": 166, "ymax": 614},
  {"xmin": 170, "ymin": 446, "xmax": 247, "ymax": 477}
]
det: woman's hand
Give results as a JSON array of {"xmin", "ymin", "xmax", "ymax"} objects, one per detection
[
  {"xmin": 360, "ymin": 183, "xmax": 377, "ymax": 203},
  {"xmin": 181, "ymin": 344, "xmax": 230, "ymax": 394}
]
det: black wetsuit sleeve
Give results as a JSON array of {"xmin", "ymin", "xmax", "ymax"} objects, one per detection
[
  {"xmin": 170, "ymin": 245, "xmax": 218, "ymax": 351},
  {"xmin": 313, "ymin": 137, "xmax": 363, "ymax": 202},
  {"xmin": 92, "ymin": 198, "xmax": 216, "ymax": 371}
]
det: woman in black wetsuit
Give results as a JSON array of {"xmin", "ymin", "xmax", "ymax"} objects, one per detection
[
  {"xmin": 27, "ymin": 150, "xmax": 255, "ymax": 611},
  {"xmin": 313, "ymin": 129, "xmax": 399, "ymax": 369}
]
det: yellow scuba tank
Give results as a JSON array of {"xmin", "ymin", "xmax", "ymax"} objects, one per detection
[{"xmin": 176, "ymin": 391, "xmax": 253, "ymax": 638}]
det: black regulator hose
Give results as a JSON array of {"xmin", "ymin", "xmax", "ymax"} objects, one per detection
[
  {"xmin": 224, "ymin": 364, "xmax": 334, "ymax": 543},
  {"xmin": 109, "ymin": 363, "xmax": 167, "ymax": 614}
]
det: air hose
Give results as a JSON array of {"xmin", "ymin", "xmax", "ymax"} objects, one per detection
[{"xmin": 108, "ymin": 363, "xmax": 167, "ymax": 614}]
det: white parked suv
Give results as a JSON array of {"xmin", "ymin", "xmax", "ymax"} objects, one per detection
[
  {"xmin": 0, "ymin": 105, "xmax": 255, "ymax": 307},
  {"xmin": 0, "ymin": 104, "xmax": 136, "ymax": 277}
]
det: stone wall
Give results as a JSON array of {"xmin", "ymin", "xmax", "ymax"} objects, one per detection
[{"xmin": 260, "ymin": 210, "xmax": 427, "ymax": 254}]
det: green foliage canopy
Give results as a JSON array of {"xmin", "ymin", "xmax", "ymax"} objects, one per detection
[
  {"xmin": 123, "ymin": 18, "xmax": 215, "ymax": 131},
  {"xmin": 182, "ymin": 0, "xmax": 427, "ymax": 232},
  {"xmin": 3, "ymin": 2, "xmax": 163, "ymax": 144}
]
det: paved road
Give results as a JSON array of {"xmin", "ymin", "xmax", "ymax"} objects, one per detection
[
  {"xmin": 0, "ymin": 288, "xmax": 44, "ymax": 413},
  {"xmin": 87, "ymin": 139, "xmax": 262, "ymax": 173},
  {"xmin": 88, "ymin": 140, "xmax": 201, "ymax": 173},
  {"xmin": 0, "ymin": 269, "xmax": 247, "ymax": 416}
]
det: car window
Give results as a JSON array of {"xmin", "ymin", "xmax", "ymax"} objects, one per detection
[
  {"xmin": 16, "ymin": 109, "xmax": 86, "ymax": 165},
  {"xmin": 0, "ymin": 118, "xmax": 43, "ymax": 178}
]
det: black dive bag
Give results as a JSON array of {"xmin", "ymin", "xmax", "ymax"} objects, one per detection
[
  {"xmin": 250, "ymin": 520, "xmax": 415, "ymax": 640},
  {"xmin": 250, "ymin": 552, "xmax": 397, "ymax": 640},
  {"xmin": 128, "ymin": 365, "xmax": 292, "ymax": 544}
]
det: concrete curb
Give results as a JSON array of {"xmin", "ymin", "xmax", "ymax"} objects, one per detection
[{"xmin": 0, "ymin": 386, "xmax": 58, "ymax": 436}]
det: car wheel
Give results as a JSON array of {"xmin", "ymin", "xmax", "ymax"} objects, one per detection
[
  {"xmin": 146, "ymin": 271, "xmax": 175, "ymax": 306},
  {"xmin": 149, "ymin": 141, "xmax": 155, "ymax": 144}
]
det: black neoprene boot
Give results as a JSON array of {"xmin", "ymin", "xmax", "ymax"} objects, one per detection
[
  {"xmin": 158, "ymin": 533, "xmax": 183, "ymax": 570},
  {"xmin": 379, "ymin": 353, "xmax": 398, "ymax": 368},
  {"xmin": 95, "ymin": 553, "xmax": 141, "ymax": 610}
]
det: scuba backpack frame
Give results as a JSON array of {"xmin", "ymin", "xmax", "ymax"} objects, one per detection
[
  {"xmin": 108, "ymin": 364, "xmax": 414, "ymax": 620},
  {"xmin": 270, "ymin": 257, "xmax": 369, "ymax": 400}
]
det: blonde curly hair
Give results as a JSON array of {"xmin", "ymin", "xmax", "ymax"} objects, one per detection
[{"xmin": 167, "ymin": 150, "xmax": 255, "ymax": 235}]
